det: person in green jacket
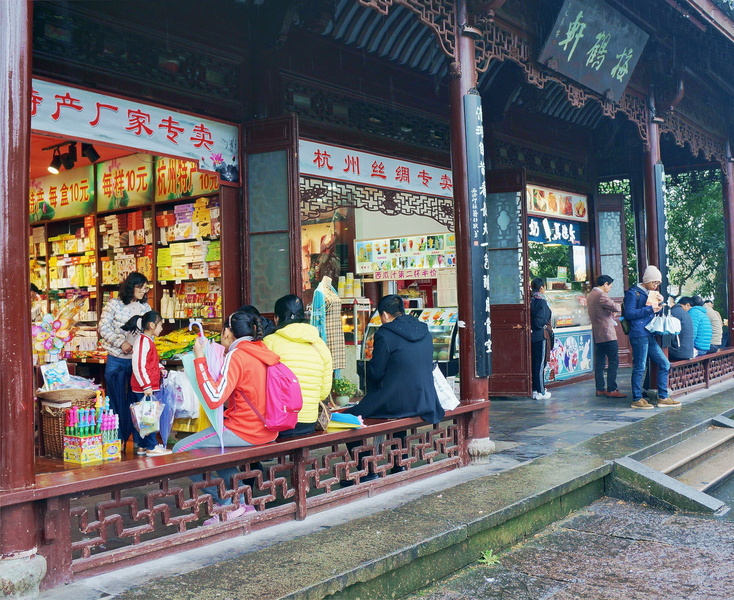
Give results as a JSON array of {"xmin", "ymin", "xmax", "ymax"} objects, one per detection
[{"xmin": 264, "ymin": 295, "xmax": 333, "ymax": 438}]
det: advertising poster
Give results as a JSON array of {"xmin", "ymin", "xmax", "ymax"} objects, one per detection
[
  {"xmin": 30, "ymin": 165, "xmax": 95, "ymax": 223},
  {"xmin": 96, "ymin": 154, "xmax": 154, "ymax": 211},
  {"xmin": 527, "ymin": 185, "xmax": 588, "ymax": 222},
  {"xmin": 155, "ymin": 157, "xmax": 220, "ymax": 202},
  {"xmin": 355, "ymin": 233, "xmax": 456, "ymax": 274},
  {"xmin": 547, "ymin": 328, "xmax": 593, "ymax": 382}
]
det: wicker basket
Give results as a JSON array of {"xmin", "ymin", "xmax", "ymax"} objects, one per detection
[
  {"xmin": 36, "ymin": 388, "xmax": 97, "ymax": 407},
  {"xmin": 40, "ymin": 401, "xmax": 70, "ymax": 459}
]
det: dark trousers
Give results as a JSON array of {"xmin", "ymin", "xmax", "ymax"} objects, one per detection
[
  {"xmin": 594, "ymin": 340, "xmax": 619, "ymax": 392},
  {"xmin": 531, "ymin": 339, "xmax": 547, "ymax": 394}
]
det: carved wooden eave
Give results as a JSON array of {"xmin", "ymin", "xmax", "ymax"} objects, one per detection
[
  {"xmin": 684, "ymin": 0, "xmax": 734, "ymax": 43},
  {"xmin": 659, "ymin": 111, "xmax": 728, "ymax": 166},
  {"xmin": 358, "ymin": 0, "xmax": 650, "ymax": 150}
]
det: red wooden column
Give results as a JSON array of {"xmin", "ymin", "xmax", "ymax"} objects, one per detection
[
  {"xmin": 0, "ymin": 0, "xmax": 46, "ymax": 595},
  {"xmin": 449, "ymin": 0, "xmax": 492, "ymax": 461},
  {"xmin": 724, "ymin": 144, "xmax": 734, "ymax": 346}
]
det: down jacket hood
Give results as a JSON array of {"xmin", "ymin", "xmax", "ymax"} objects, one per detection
[
  {"xmin": 229, "ymin": 337, "xmax": 280, "ymax": 366},
  {"xmin": 269, "ymin": 322, "xmax": 323, "ymax": 344},
  {"xmin": 382, "ymin": 314, "xmax": 430, "ymax": 342}
]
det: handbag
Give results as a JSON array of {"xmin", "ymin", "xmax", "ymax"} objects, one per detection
[
  {"xmin": 620, "ymin": 318, "xmax": 631, "ymax": 335},
  {"xmin": 433, "ymin": 364, "xmax": 460, "ymax": 410},
  {"xmin": 315, "ymin": 400, "xmax": 331, "ymax": 431},
  {"xmin": 542, "ymin": 321, "xmax": 554, "ymax": 362}
]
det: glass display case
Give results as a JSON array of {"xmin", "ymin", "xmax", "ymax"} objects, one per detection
[
  {"xmin": 340, "ymin": 298, "xmax": 371, "ymax": 345},
  {"xmin": 544, "ymin": 290, "xmax": 593, "ymax": 382},
  {"xmin": 359, "ymin": 307, "xmax": 459, "ymax": 381},
  {"xmin": 545, "ymin": 289, "xmax": 590, "ymax": 329}
]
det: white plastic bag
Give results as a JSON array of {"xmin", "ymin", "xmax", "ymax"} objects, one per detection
[
  {"xmin": 645, "ymin": 307, "xmax": 681, "ymax": 336},
  {"xmin": 130, "ymin": 398, "xmax": 163, "ymax": 437},
  {"xmin": 166, "ymin": 370, "xmax": 199, "ymax": 419},
  {"xmin": 433, "ymin": 364, "xmax": 460, "ymax": 411}
]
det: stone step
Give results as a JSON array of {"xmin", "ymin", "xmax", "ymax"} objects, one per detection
[
  {"xmin": 641, "ymin": 426, "xmax": 734, "ymax": 476},
  {"xmin": 676, "ymin": 445, "xmax": 734, "ymax": 492}
]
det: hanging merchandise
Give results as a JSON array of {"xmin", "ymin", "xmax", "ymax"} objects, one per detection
[{"xmin": 318, "ymin": 277, "xmax": 346, "ymax": 370}]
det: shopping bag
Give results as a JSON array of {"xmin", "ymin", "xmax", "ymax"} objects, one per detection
[
  {"xmin": 645, "ymin": 307, "xmax": 681, "ymax": 336},
  {"xmin": 130, "ymin": 398, "xmax": 164, "ymax": 437},
  {"xmin": 433, "ymin": 364, "xmax": 460, "ymax": 410},
  {"xmin": 157, "ymin": 386, "xmax": 176, "ymax": 445}
]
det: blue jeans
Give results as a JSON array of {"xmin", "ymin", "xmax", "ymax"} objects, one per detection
[
  {"xmin": 630, "ymin": 335, "xmax": 670, "ymax": 401},
  {"xmin": 106, "ymin": 355, "xmax": 151, "ymax": 449}
]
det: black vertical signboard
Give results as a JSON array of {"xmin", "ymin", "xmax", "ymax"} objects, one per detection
[{"xmin": 464, "ymin": 92, "xmax": 492, "ymax": 377}]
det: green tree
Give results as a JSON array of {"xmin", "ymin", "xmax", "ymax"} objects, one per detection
[{"xmin": 664, "ymin": 170, "xmax": 724, "ymax": 306}]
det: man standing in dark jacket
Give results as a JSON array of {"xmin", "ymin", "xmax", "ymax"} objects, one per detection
[
  {"xmin": 347, "ymin": 294, "xmax": 444, "ymax": 424},
  {"xmin": 669, "ymin": 297, "xmax": 694, "ymax": 361},
  {"xmin": 624, "ymin": 265, "xmax": 679, "ymax": 409}
]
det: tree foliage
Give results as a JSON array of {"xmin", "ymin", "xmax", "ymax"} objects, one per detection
[{"xmin": 664, "ymin": 170, "xmax": 724, "ymax": 304}]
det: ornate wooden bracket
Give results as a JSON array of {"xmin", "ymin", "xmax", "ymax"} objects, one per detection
[{"xmin": 359, "ymin": 1, "xmax": 650, "ymax": 148}]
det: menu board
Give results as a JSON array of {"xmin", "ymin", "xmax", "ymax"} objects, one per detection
[
  {"xmin": 355, "ymin": 233, "xmax": 456, "ymax": 274},
  {"xmin": 527, "ymin": 185, "xmax": 588, "ymax": 222}
]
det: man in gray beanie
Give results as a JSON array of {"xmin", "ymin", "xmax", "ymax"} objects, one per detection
[{"xmin": 622, "ymin": 265, "xmax": 680, "ymax": 409}]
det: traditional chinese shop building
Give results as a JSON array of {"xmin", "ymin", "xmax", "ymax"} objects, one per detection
[{"xmin": 4, "ymin": 0, "xmax": 734, "ymax": 595}]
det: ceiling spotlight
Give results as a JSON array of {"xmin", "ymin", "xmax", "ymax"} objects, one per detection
[
  {"xmin": 60, "ymin": 142, "xmax": 77, "ymax": 170},
  {"xmin": 81, "ymin": 143, "xmax": 100, "ymax": 163},
  {"xmin": 48, "ymin": 149, "xmax": 62, "ymax": 174}
]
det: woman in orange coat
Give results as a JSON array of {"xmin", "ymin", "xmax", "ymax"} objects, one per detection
[{"xmin": 173, "ymin": 310, "xmax": 279, "ymax": 524}]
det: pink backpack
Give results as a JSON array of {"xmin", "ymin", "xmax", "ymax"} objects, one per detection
[{"xmin": 239, "ymin": 362, "xmax": 303, "ymax": 432}]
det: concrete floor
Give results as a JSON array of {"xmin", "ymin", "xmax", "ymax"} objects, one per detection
[
  {"xmin": 38, "ymin": 369, "xmax": 734, "ymax": 600},
  {"xmin": 402, "ymin": 496, "xmax": 734, "ymax": 600}
]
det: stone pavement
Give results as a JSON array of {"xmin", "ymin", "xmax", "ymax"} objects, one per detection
[
  {"xmin": 402, "ymin": 497, "xmax": 734, "ymax": 600},
  {"xmin": 39, "ymin": 371, "xmax": 734, "ymax": 600}
]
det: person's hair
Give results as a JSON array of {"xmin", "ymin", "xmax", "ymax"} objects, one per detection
[
  {"xmin": 121, "ymin": 311, "xmax": 162, "ymax": 334},
  {"xmin": 531, "ymin": 277, "xmax": 545, "ymax": 292},
  {"xmin": 704, "ymin": 299, "xmax": 714, "ymax": 305},
  {"xmin": 118, "ymin": 272, "xmax": 148, "ymax": 305},
  {"xmin": 30, "ymin": 283, "xmax": 41, "ymax": 295},
  {"xmin": 377, "ymin": 294, "xmax": 405, "ymax": 317},
  {"xmin": 273, "ymin": 295, "xmax": 308, "ymax": 328},
  {"xmin": 678, "ymin": 296, "xmax": 692, "ymax": 306},
  {"xmin": 226, "ymin": 310, "xmax": 264, "ymax": 341},
  {"xmin": 238, "ymin": 305, "xmax": 262, "ymax": 318},
  {"xmin": 596, "ymin": 275, "xmax": 614, "ymax": 287},
  {"xmin": 692, "ymin": 295, "xmax": 705, "ymax": 307}
]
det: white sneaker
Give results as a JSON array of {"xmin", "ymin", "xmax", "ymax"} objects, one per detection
[
  {"xmin": 532, "ymin": 391, "xmax": 540, "ymax": 400},
  {"xmin": 146, "ymin": 444, "xmax": 172, "ymax": 456},
  {"xmin": 540, "ymin": 391, "xmax": 552, "ymax": 400}
]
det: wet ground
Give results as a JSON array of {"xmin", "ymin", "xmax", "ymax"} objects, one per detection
[{"xmin": 402, "ymin": 497, "xmax": 734, "ymax": 600}]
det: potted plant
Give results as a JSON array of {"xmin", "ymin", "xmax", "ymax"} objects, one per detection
[{"xmin": 331, "ymin": 377, "xmax": 359, "ymax": 406}]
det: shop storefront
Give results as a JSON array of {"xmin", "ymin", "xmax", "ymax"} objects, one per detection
[
  {"xmin": 28, "ymin": 78, "xmax": 242, "ymax": 453},
  {"xmin": 527, "ymin": 184, "xmax": 593, "ymax": 383},
  {"xmin": 298, "ymin": 139, "xmax": 460, "ymax": 384}
]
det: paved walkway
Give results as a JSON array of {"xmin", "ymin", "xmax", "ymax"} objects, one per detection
[
  {"xmin": 39, "ymin": 371, "xmax": 734, "ymax": 600},
  {"xmin": 402, "ymin": 497, "xmax": 734, "ymax": 600}
]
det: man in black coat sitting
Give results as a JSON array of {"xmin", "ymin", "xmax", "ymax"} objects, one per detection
[
  {"xmin": 342, "ymin": 295, "xmax": 444, "ymax": 484},
  {"xmin": 346, "ymin": 294, "xmax": 444, "ymax": 424}
]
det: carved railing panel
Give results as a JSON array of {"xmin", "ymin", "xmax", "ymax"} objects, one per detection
[
  {"xmin": 68, "ymin": 421, "xmax": 460, "ymax": 562},
  {"xmin": 668, "ymin": 361, "xmax": 707, "ymax": 392}
]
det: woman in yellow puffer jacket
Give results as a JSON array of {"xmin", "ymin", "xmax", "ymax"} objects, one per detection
[{"xmin": 264, "ymin": 295, "xmax": 333, "ymax": 438}]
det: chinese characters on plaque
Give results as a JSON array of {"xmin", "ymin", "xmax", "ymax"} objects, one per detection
[
  {"xmin": 31, "ymin": 79, "xmax": 239, "ymax": 180},
  {"xmin": 538, "ymin": 0, "xmax": 648, "ymax": 102},
  {"xmin": 299, "ymin": 139, "xmax": 453, "ymax": 199},
  {"xmin": 464, "ymin": 93, "xmax": 492, "ymax": 377}
]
